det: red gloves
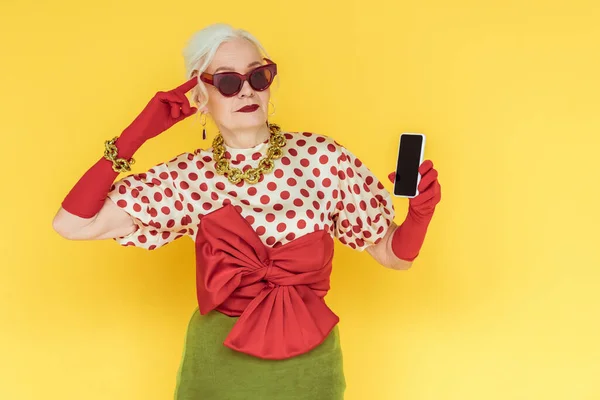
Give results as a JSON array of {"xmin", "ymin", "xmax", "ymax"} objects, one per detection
[
  {"xmin": 388, "ymin": 160, "xmax": 441, "ymax": 261},
  {"xmin": 115, "ymin": 78, "xmax": 199, "ymax": 159},
  {"xmin": 61, "ymin": 77, "xmax": 198, "ymax": 218}
]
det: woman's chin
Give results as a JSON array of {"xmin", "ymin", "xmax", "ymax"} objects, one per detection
[{"xmin": 234, "ymin": 112, "xmax": 267, "ymax": 126}]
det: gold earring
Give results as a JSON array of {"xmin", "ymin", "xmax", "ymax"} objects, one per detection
[
  {"xmin": 200, "ymin": 112, "xmax": 207, "ymax": 140},
  {"xmin": 268, "ymin": 100, "xmax": 276, "ymax": 116}
]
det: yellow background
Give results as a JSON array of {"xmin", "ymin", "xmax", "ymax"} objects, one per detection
[{"xmin": 2, "ymin": 1, "xmax": 599, "ymax": 399}]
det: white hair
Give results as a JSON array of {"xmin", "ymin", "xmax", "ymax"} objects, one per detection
[{"xmin": 182, "ymin": 23, "xmax": 276, "ymax": 111}]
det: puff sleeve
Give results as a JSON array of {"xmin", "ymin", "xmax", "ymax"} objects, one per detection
[
  {"xmin": 332, "ymin": 144, "xmax": 395, "ymax": 251},
  {"xmin": 106, "ymin": 152, "xmax": 195, "ymax": 250}
]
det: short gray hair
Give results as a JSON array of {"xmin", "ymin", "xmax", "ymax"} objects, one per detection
[{"xmin": 182, "ymin": 23, "xmax": 273, "ymax": 110}]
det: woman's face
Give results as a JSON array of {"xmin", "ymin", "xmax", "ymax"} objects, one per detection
[{"xmin": 198, "ymin": 37, "xmax": 271, "ymax": 135}]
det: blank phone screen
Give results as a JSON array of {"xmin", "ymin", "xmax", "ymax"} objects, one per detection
[{"xmin": 394, "ymin": 134, "xmax": 424, "ymax": 197}]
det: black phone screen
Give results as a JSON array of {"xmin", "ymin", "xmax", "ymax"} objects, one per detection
[{"xmin": 393, "ymin": 134, "xmax": 424, "ymax": 197}]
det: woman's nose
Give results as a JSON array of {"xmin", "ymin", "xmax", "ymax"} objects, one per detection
[{"xmin": 238, "ymin": 79, "xmax": 254, "ymax": 97}]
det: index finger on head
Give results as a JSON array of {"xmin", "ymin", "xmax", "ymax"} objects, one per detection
[{"xmin": 175, "ymin": 76, "xmax": 199, "ymax": 93}]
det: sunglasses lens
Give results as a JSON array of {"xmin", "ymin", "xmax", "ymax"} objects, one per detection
[
  {"xmin": 250, "ymin": 68, "xmax": 274, "ymax": 91},
  {"xmin": 218, "ymin": 75, "xmax": 242, "ymax": 96}
]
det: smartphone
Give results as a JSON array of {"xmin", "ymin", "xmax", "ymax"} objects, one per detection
[{"xmin": 393, "ymin": 133, "xmax": 426, "ymax": 198}]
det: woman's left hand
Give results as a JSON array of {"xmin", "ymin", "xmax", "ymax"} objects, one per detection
[{"xmin": 388, "ymin": 160, "xmax": 442, "ymax": 220}]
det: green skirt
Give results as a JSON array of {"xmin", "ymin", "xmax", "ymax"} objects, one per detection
[{"xmin": 174, "ymin": 307, "xmax": 346, "ymax": 400}]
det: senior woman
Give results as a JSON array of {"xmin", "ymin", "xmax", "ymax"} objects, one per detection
[{"xmin": 52, "ymin": 23, "xmax": 441, "ymax": 400}]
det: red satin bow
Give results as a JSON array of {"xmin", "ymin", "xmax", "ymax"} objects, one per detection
[{"xmin": 194, "ymin": 204, "xmax": 340, "ymax": 360}]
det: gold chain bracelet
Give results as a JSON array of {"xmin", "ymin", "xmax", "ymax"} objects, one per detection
[{"xmin": 103, "ymin": 137, "xmax": 135, "ymax": 173}]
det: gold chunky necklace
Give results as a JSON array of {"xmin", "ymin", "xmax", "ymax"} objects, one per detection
[{"xmin": 212, "ymin": 123, "xmax": 287, "ymax": 184}]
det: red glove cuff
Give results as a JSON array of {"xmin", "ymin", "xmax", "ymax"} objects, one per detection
[
  {"xmin": 61, "ymin": 135, "xmax": 142, "ymax": 219},
  {"xmin": 391, "ymin": 209, "xmax": 433, "ymax": 262}
]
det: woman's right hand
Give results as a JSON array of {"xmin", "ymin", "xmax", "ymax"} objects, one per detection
[
  {"xmin": 119, "ymin": 77, "xmax": 199, "ymax": 149},
  {"xmin": 54, "ymin": 77, "xmax": 200, "ymax": 237}
]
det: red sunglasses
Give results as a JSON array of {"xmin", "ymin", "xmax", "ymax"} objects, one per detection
[{"xmin": 200, "ymin": 58, "xmax": 277, "ymax": 97}]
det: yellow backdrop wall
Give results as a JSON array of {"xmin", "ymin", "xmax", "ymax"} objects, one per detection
[{"xmin": 2, "ymin": 1, "xmax": 599, "ymax": 399}]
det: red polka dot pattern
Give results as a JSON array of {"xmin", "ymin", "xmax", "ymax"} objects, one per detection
[{"xmin": 107, "ymin": 131, "xmax": 394, "ymax": 252}]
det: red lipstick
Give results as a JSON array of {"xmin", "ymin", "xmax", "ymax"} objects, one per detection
[{"xmin": 237, "ymin": 104, "xmax": 259, "ymax": 112}]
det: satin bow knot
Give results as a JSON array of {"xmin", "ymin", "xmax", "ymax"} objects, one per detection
[{"xmin": 193, "ymin": 204, "xmax": 340, "ymax": 360}]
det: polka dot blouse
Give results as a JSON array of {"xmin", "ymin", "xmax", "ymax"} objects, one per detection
[{"xmin": 107, "ymin": 131, "xmax": 396, "ymax": 251}]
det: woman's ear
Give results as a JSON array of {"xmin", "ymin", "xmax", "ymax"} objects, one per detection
[
  {"xmin": 199, "ymin": 102, "xmax": 209, "ymax": 115},
  {"xmin": 191, "ymin": 87, "xmax": 209, "ymax": 115},
  {"xmin": 197, "ymin": 94, "xmax": 209, "ymax": 114},
  {"xmin": 190, "ymin": 74, "xmax": 209, "ymax": 114}
]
